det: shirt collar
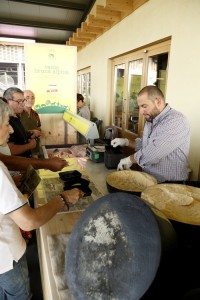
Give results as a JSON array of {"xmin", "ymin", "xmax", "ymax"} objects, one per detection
[{"xmin": 152, "ymin": 103, "xmax": 171, "ymax": 125}]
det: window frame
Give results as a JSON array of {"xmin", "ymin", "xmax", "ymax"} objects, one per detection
[
  {"xmin": 77, "ymin": 67, "xmax": 91, "ymax": 107},
  {"xmin": 111, "ymin": 39, "xmax": 171, "ymax": 139}
]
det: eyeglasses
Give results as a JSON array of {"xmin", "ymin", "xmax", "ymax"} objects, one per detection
[
  {"xmin": 10, "ymin": 99, "xmax": 25, "ymax": 104},
  {"xmin": 0, "ymin": 97, "xmax": 8, "ymax": 103}
]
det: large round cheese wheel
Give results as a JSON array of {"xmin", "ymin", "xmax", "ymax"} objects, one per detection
[
  {"xmin": 106, "ymin": 170, "xmax": 157, "ymax": 195},
  {"xmin": 141, "ymin": 183, "xmax": 200, "ymax": 225},
  {"xmin": 65, "ymin": 193, "xmax": 176, "ymax": 300}
]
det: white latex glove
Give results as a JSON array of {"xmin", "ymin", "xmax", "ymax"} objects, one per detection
[
  {"xmin": 117, "ymin": 156, "xmax": 133, "ymax": 171},
  {"xmin": 111, "ymin": 138, "xmax": 129, "ymax": 148}
]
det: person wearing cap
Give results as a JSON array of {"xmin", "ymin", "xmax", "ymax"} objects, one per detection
[{"xmin": 111, "ymin": 85, "xmax": 190, "ymax": 183}]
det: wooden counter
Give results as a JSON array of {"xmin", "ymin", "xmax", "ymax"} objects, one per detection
[{"xmin": 34, "ymin": 159, "xmax": 114, "ymax": 300}]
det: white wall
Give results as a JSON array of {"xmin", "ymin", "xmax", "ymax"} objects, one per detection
[{"xmin": 77, "ymin": 0, "xmax": 200, "ymax": 179}]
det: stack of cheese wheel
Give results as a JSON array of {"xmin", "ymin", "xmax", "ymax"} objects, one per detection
[{"xmin": 141, "ymin": 183, "xmax": 200, "ymax": 225}]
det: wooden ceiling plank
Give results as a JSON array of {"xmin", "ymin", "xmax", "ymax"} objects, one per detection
[
  {"xmin": 95, "ymin": 5, "xmax": 122, "ymax": 22},
  {"xmin": 68, "ymin": 38, "xmax": 86, "ymax": 46},
  {"xmin": 77, "ymin": 28, "xmax": 97, "ymax": 40},
  {"xmin": 105, "ymin": 0, "xmax": 133, "ymax": 12},
  {"xmin": 81, "ymin": 22, "xmax": 104, "ymax": 34},
  {"xmin": 75, "ymin": 0, "xmax": 149, "ymax": 51},
  {"xmin": 87, "ymin": 15, "xmax": 114, "ymax": 28},
  {"xmin": 73, "ymin": 32, "xmax": 91, "ymax": 42}
]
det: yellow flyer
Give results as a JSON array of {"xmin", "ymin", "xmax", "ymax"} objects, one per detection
[{"xmin": 24, "ymin": 43, "xmax": 77, "ymax": 114}]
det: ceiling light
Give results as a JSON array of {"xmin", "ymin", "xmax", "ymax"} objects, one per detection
[{"xmin": 0, "ymin": 37, "xmax": 35, "ymax": 43}]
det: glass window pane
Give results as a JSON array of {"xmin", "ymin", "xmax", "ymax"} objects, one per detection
[
  {"xmin": 77, "ymin": 75, "xmax": 81, "ymax": 93},
  {"xmin": 147, "ymin": 53, "xmax": 168, "ymax": 96},
  {"xmin": 81, "ymin": 73, "xmax": 87, "ymax": 97},
  {"xmin": 127, "ymin": 59, "xmax": 142, "ymax": 133},
  {"xmin": 0, "ymin": 63, "xmax": 18, "ymax": 92},
  {"xmin": 86, "ymin": 72, "xmax": 91, "ymax": 106},
  {"xmin": 113, "ymin": 64, "xmax": 125, "ymax": 128},
  {"xmin": 20, "ymin": 63, "xmax": 25, "ymax": 90},
  {"xmin": 77, "ymin": 69, "xmax": 91, "ymax": 107}
]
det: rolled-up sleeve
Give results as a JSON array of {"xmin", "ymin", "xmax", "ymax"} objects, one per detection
[{"xmin": 135, "ymin": 138, "xmax": 142, "ymax": 152}]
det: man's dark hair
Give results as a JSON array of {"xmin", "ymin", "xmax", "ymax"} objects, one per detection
[
  {"xmin": 3, "ymin": 87, "xmax": 24, "ymax": 100},
  {"xmin": 77, "ymin": 93, "xmax": 84, "ymax": 102},
  {"xmin": 138, "ymin": 85, "xmax": 165, "ymax": 102}
]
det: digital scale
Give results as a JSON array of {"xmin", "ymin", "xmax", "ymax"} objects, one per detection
[
  {"xmin": 63, "ymin": 111, "xmax": 106, "ymax": 163},
  {"xmin": 86, "ymin": 144, "xmax": 105, "ymax": 163}
]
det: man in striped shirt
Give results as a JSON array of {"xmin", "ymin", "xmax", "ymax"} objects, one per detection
[{"xmin": 111, "ymin": 86, "xmax": 190, "ymax": 183}]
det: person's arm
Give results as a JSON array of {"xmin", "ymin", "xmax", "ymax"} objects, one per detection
[
  {"xmin": 8, "ymin": 139, "xmax": 36, "ymax": 155},
  {"xmin": 35, "ymin": 157, "xmax": 68, "ymax": 171},
  {"xmin": 129, "ymin": 139, "xmax": 136, "ymax": 148},
  {"xmin": 0, "ymin": 153, "xmax": 68, "ymax": 172},
  {"xmin": 28, "ymin": 129, "xmax": 41, "ymax": 138},
  {"xmin": 130, "ymin": 155, "xmax": 137, "ymax": 164},
  {"xmin": 134, "ymin": 114, "xmax": 190, "ymax": 166},
  {"xmin": 111, "ymin": 138, "xmax": 135, "ymax": 148},
  {"xmin": 9, "ymin": 188, "xmax": 84, "ymax": 231}
]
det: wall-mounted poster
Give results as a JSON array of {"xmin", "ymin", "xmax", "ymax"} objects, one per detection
[
  {"xmin": 24, "ymin": 43, "xmax": 77, "ymax": 145},
  {"xmin": 24, "ymin": 43, "xmax": 77, "ymax": 114}
]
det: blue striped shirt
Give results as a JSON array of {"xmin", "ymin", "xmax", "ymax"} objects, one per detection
[{"xmin": 134, "ymin": 104, "xmax": 190, "ymax": 182}]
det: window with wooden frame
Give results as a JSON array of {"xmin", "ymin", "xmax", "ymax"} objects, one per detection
[
  {"xmin": 111, "ymin": 39, "xmax": 171, "ymax": 140},
  {"xmin": 0, "ymin": 44, "xmax": 25, "ymax": 94},
  {"xmin": 77, "ymin": 67, "xmax": 91, "ymax": 107}
]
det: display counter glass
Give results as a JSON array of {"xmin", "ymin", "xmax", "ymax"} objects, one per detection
[{"xmin": 35, "ymin": 156, "xmax": 114, "ymax": 299}]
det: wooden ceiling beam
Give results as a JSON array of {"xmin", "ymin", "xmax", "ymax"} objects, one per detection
[
  {"xmin": 68, "ymin": 38, "xmax": 86, "ymax": 47},
  {"xmin": 72, "ymin": 0, "xmax": 149, "ymax": 51},
  {"xmin": 95, "ymin": 5, "xmax": 122, "ymax": 22},
  {"xmin": 70, "ymin": 21, "xmax": 104, "ymax": 48},
  {"xmin": 72, "ymin": 32, "xmax": 91, "ymax": 42},
  {"xmin": 105, "ymin": 0, "xmax": 133, "ymax": 12},
  {"xmin": 87, "ymin": 15, "xmax": 114, "ymax": 29},
  {"xmin": 81, "ymin": 22, "xmax": 104, "ymax": 35},
  {"xmin": 76, "ymin": 28, "xmax": 97, "ymax": 40}
]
